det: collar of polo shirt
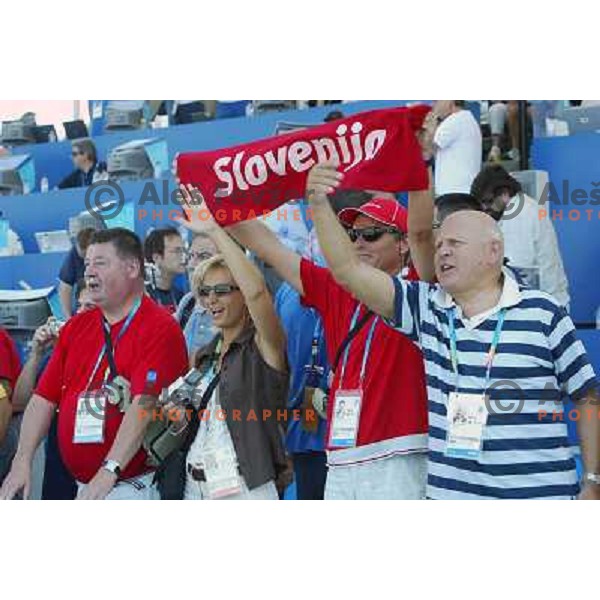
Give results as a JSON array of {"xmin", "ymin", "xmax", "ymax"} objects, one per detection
[{"xmin": 433, "ymin": 268, "xmax": 522, "ymax": 330}]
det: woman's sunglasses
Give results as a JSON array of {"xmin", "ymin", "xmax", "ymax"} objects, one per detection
[
  {"xmin": 198, "ymin": 283, "xmax": 240, "ymax": 298},
  {"xmin": 346, "ymin": 225, "xmax": 400, "ymax": 243}
]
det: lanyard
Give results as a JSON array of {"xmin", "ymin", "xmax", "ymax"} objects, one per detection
[
  {"xmin": 85, "ymin": 298, "xmax": 142, "ymax": 391},
  {"xmin": 339, "ymin": 305, "xmax": 378, "ymax": 389},
  {"xmin": 309, "ymin": 312, "xmax": 323, "ymax": 370},
  {"xmin": 448, "ymin": 307, "xmax": 507, "ymax": 390}
]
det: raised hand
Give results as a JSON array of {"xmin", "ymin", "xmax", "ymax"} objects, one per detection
[
  {"xmin": 305, "ymin": 161, "xmax": 343, "ymax": 204},
  {"xmin": 172, "ymin": 184, "xmax": 219, "ymax": 236}
]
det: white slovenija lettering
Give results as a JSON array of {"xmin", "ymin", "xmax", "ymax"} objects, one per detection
[
  {"xmin": 364, "ymin": 129, "xmax": 387, "ymax": 160},
  {"xmin": 214, "ymin": 156, "xmax": 234, "ymax": 197},
  {"xmin": 335, "ymin": 124, "xmax": 352, "ymax": 164},
  {"xmin": 312, "ymin": 138, "xmax": 340, "ymax": 165},
  {"xmin": 232, "ymin": 151, "xmax": 249, "ymax": 191},
  {"xmin": 288, "ymin": 141, "xmax": 316, "ymax": 173},
  {"xmin": 344, "ymin": 122, "xmax": 365, "ymax": 172},
  {"xmin": 244, "ymin": 155, "xmax": 268, "ymax": 186},
  {"xmin": 264, "ymin": 146, "xmax": 288, "ymax": 176}
]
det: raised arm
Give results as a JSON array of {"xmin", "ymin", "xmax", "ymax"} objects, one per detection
[
  {"xmin": 407, "ymin": 167, "xmax": 436, "ymax": 282},
  {"xmin": 174, "ymin": 186, "xmax": 286, "ymax": 372},
  {"xmin": 306, "ymin": 162, "xmax": 396, "ymax": 320},
  {"xmin": 226, "ymin": 219, "xmax": 303, "ymax": 295}
]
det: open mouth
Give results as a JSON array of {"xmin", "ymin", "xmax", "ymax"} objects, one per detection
[
  {"xmin": 439, "ymin": 265, "xmax": 455, "ymax": 274},
  {"xmin": 87, "ymin": 279, "xmax": 101, "ymax": 292},
  {"xmin": 210, "ymin": 307, "xmax": 225, "ymax": 318}
]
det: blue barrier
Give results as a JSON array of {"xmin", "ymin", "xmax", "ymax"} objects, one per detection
[
  {"xmin": 0, "ymin": 100, "xmax": 424, "ymax": 291},
  {"xmin": 17, "ymin": 100, "xmax": 413, "ymax": 193},
  {"xmin": 532, "ymin": 134, "xmax": 600, "ymax": 325}
]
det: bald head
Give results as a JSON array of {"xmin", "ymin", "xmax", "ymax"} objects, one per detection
[
  {"xmin": 435, "ymin": 210, "xmax": 504, "ymax": 297},
  {"xmin": 442, "ymin": 210, "xmax": 503, "ymax": 249}
]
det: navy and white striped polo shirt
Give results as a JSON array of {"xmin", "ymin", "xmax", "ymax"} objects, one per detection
[{"xmin": 388, "ymin": 271, "xmax": 597, "ymax": 499}]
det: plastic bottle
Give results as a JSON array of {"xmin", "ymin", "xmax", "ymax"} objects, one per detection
[
  {"xmin": 48, "ymin": 130, "xmax": 57, "ymax": 143},
  {"xmin": 40, "ymin": 177, "xmax": 49, "ymax": 193}
]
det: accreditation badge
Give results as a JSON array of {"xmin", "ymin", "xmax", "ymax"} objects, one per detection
[
  {"xmin": 73, "ymin": 392, "xmax": 107, "ymax": 444},
  {"xmin": 445, "ymin": 392, "xmax": 488, "ymax": 459},
  {"xmin": 202, "ymin": 445, "xmax": 242, "ymax": 499},
  {"xmin": 329, "ymin": 389, "xmax": 362, "ymax": 449}
]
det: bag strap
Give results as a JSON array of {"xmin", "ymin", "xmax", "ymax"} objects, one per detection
[
  {"xmin": 331, "ymin": 308, "xmax": 374, "ymax": 375},
  {"xmin": 179, "ymin": 366, "xmax": 221, "ymax": 454}
]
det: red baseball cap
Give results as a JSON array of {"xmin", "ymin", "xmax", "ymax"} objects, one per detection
[{"xmin": 338, "ymin": 197, "xmax": 408, "ymax": 234}]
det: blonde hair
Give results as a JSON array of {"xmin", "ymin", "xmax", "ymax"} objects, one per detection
[{"xmin": 192, "ymin": 254, "xmax": 231, "ymax": 302}]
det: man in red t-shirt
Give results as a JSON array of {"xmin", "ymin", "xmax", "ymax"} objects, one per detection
[
  {"xmin": 0, "ymin": 327, "xmax": 21, "ymax": 482},
  {"xmin": 0, "ymin": 228, "xmax": 188, "ymax": 500},
  {"xmin": 228, "ymin": 166, "xmax": 433, "ymax": 499}
]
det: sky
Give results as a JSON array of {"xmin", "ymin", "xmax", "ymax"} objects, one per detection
[{"xmin": 0, "ymin": 101, "xmax": 90, "ymax": 140}]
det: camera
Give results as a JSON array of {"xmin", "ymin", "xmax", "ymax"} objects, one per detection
[
  {"xmin": 312, "ymin": 388, "xmax": 328, "ymax": 420},
  {"xmin": 144, "ymin": 262, "xmax": 159, "ymax": 289},
  {"xmin": 103, "ymin": 376, "xmax": 132, "ymax": 412},
  {"xmin": 159, "ymin": 368, "xmax": 204, "ymax": 407},
  {"xmin": 47, "ymin": 317, "xmax": 65, "ymax": 337}
]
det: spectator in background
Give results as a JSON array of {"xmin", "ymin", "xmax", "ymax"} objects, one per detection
[
  {"xmin": 58, "ymin": 139, "xmax": 106, "ymax": 190},
  {"xmin": 144, "ymin": 227, "xmax": 186, "ymax": 314},
  {"xmin": 0, "ymin": 326, "xmax": 21, "ymax": 484},
  {"xmin": 58, "ymin": 227, "xmax": 96, "ymax": 318},
  {"xmin": 421, "ymin": 101, "xmax": 482, "ymax": 196},
  {"xmin": 175, "ymin": 233, "xmax": 218, "ymax": 359},
  {"xmin": 470, "ymin": 165, "xmax": 570, "ymax": 306},
  {"xmin": 324, "ymin": 109, "xmax": 344, "ymax": 122},
  {"xmin": 10, "ymin": 280, "xmax": 96, "ymax": 499}
]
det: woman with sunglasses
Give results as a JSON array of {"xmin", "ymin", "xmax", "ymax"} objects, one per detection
[{"xmin": 168, "ymin": 184, "xmax": 289, "ymax": 500}]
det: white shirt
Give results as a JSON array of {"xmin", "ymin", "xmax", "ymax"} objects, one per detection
[
  {"xmin": 433, "ymin": 109, "xmax": 482, "ymax": 196},
  {"xmin": 500, "ymin": 193, "xmax": 570, "ymax": 306}
]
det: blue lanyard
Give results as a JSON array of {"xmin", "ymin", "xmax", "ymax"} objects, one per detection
[
  {"xmin": 85, "ymin": 297, "xmax": 142, "ymax": 390},
  {"xmin": 310, "ymin": 311, "xmax": 323, "ymax": 370},
  {"xmin": 448, "ymin": 307, "xmax": 507, "ymax": 390},
  {"xmin": 339, "ymin": 305, "xmax": 378, "ymax": 388}
]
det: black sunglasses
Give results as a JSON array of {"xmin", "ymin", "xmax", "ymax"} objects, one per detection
[
  {"xmin": 72, "ymin": 151, "xmax": 84, "ymax": 157},
  {"xmin": 346, "ymin": 226, "xmax": 400, "ymax": 243},
  {"xmin": 198, "ymin": 283, "xmax": 240, "ymax": 298}
]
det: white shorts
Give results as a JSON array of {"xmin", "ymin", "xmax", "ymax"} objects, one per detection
[{"xmin": 324, "ymin": 452, "xmax": 427, "ymax": 500}]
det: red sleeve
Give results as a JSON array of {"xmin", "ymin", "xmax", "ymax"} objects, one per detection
[
  {"xmin": 129, "ymin": 317, "xmax": 188, "ymax": 397},
  {"xmin": 299, "ymin": 258, "xmax": 338, "ymax": 314},
  {"xmin": 406, "ymin": 264, "xmax": 420, "ymax": 282},
  {"xmin": 35, "ymin": 326, "xmax": 68, "ymax": 405},
  {"xmin": 0, "ymin": 329, "xmax": 21, "ymax": 394}
]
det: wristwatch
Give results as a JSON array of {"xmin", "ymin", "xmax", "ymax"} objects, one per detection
[
  {"xmin": 101, "ymin": 459, "xmax": 122, "ymax": 478},
  {"xmin": 583, "ymin": 472, "xmax": 600, "ymax": 486}
]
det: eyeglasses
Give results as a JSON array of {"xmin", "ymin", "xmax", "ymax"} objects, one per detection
[
  {"xmin": 197, "ymin": 284, "xmax": 240, "ymax": 298},
  {"xmin": 346, "ymin": 226, "xmax": 400, "ymax": 243},
  {"xmin": 189, "ymin": 250, "xmax": 213, "ymax": 262},
  {"xmin": 72, "ymin": 151, "xmax": 84, "ymax": 157}
]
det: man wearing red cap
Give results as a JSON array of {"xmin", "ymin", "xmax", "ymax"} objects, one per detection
[{"xmin": 228, "ymin": 164, "xmax": 430, "ymax": 499}]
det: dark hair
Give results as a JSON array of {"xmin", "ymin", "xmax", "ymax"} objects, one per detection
[
  {"xmin": 434, "ymin": 193, "xmax": 502, "ymax": 223},
  {"xmin": 470, "ymin": 164, "xmax": 522, "ymax": 201},
  {"xmin": 90, "ymin": 228, "xmax": 144, "ymax": 274},
  {"xmin": 76, "ymin": 227, "xmax": 96, "ymax": 254},
  {"xmin": 143, "ymin": 227, "xmax": 181, "ymax": 262},
  {"xmin": 324, "ymin": 110, "xmax": 344, "ymax": 122},
  {"xmin": 329, "ymin": 189, "xmax": 373, "ymax": 214},
  {"xmin": 454, "ymin": 101, "xmax": 466, "ymax": 108},
  {"xmin": 72, "ymin": 138, "xmax": 97, "ymax": 164}
]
